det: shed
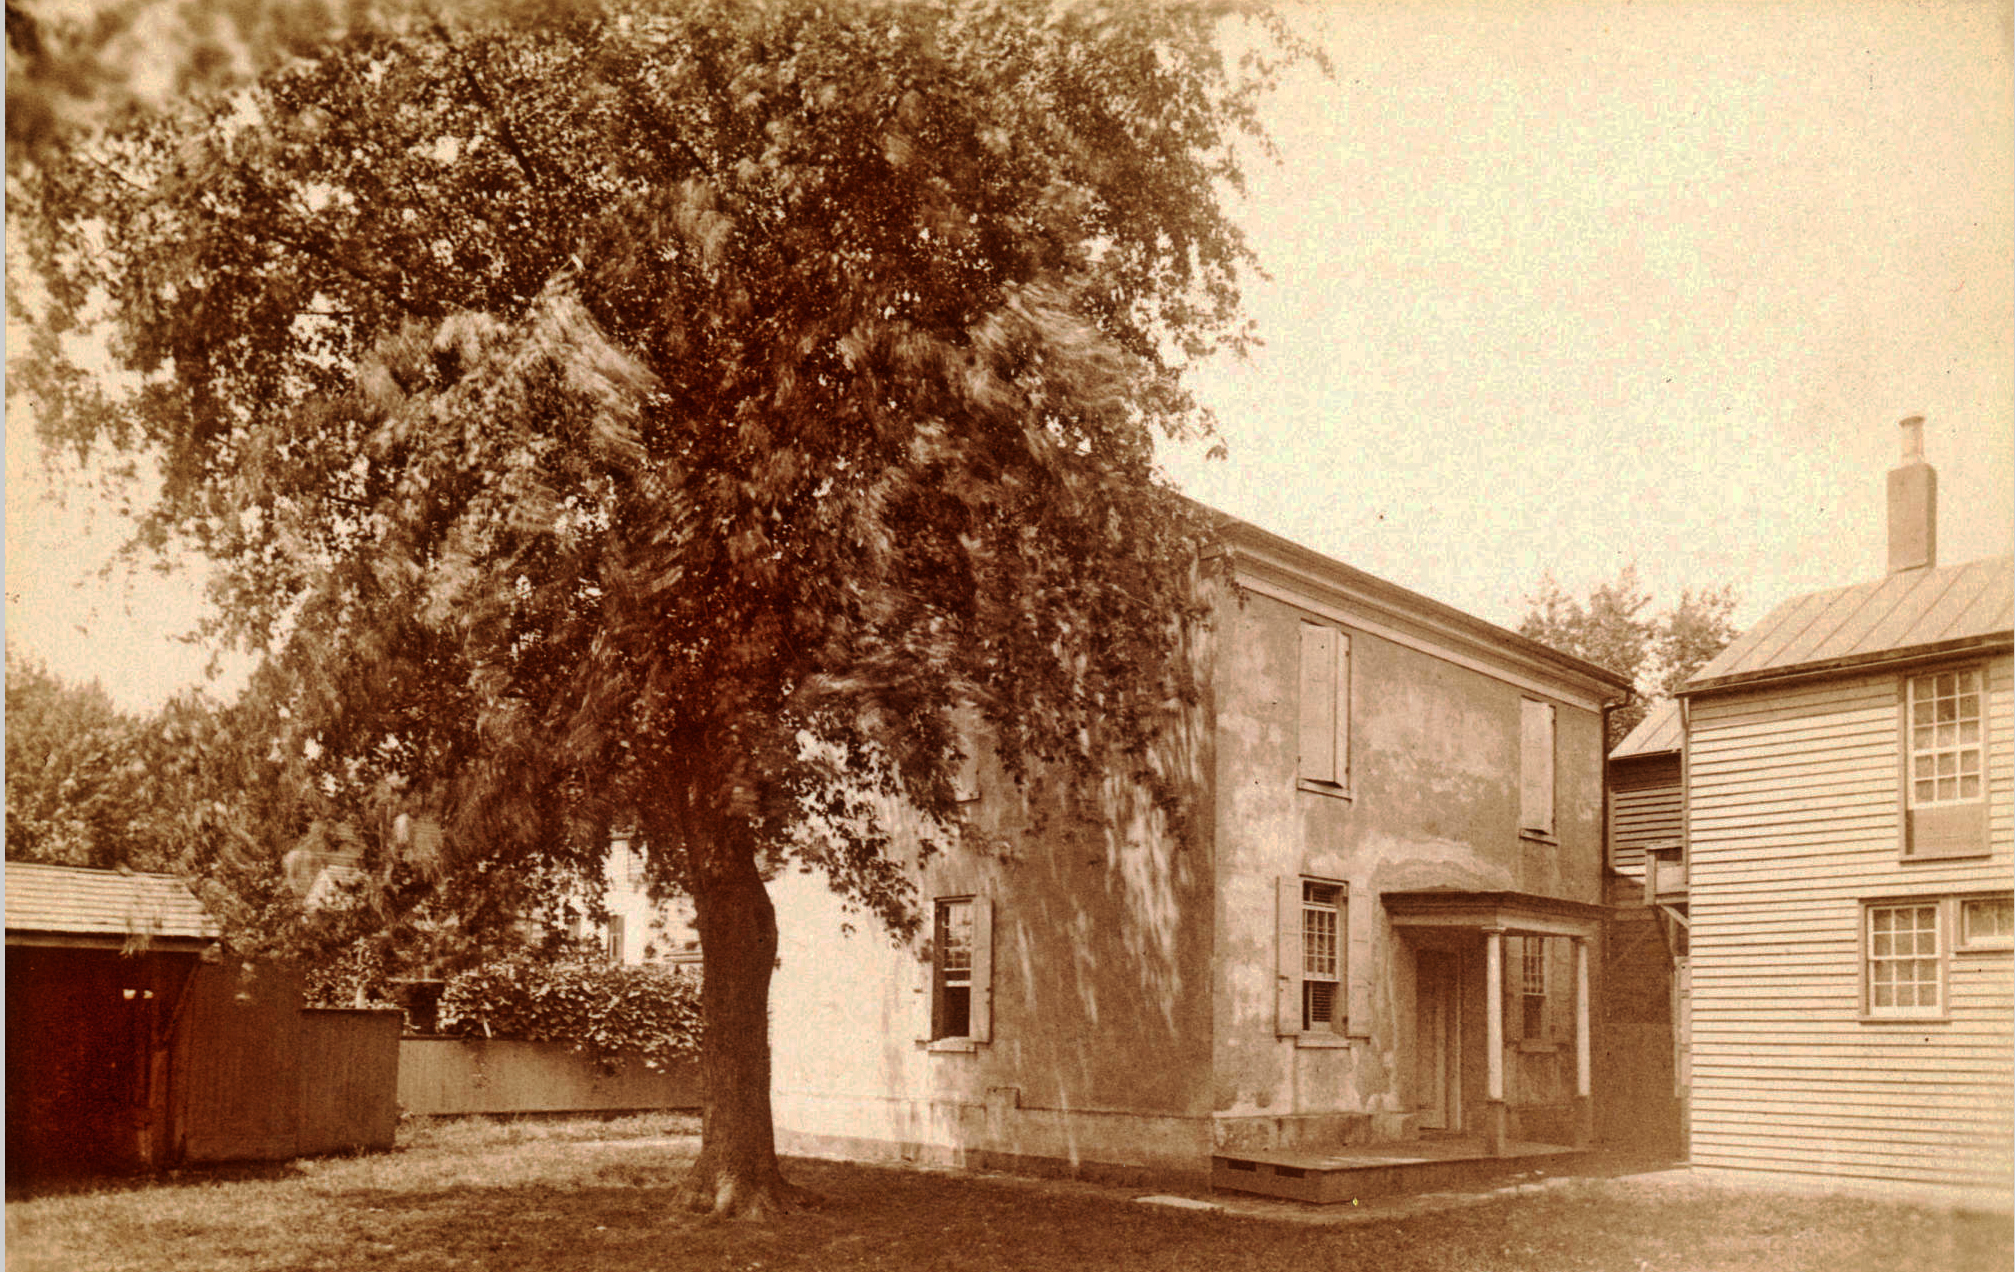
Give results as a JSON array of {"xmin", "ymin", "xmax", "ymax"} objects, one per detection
[
  {"xmin": 6, "ymin": 863, "xmax": 220, "ymax": 1174},
  {"xmin": 6, "ymin": 862, "xmax": 404, "ymax": 1178}
]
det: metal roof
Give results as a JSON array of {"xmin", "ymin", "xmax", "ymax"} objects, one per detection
[
  {"xmin": 1683, "ymin": 555, "xmax": 2013, "ymax": 695},
  {"xmin": 1610, "ymin": 698, "xmax": 1682, "ymax": 759},
  {"xmin": 5, "ymin": 862, "xmax": 220, "ymax": 949}
]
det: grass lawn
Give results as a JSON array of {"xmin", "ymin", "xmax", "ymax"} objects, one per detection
[{"xmin": 7, "ymin": 1114, "xmax": 2009, "ymax": 1272}]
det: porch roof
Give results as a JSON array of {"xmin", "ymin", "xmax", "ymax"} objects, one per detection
[{"xmin": 1382, "ymin": 889, "xmax": 1606, "ymax": 938}]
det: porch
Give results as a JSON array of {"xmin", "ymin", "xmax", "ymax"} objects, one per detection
[{"xmin": 1385, "ymin": 889, "xmax": 1609, "ymax": 1158}]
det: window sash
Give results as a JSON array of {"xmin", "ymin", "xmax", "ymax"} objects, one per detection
[
  {"xmin": 1908, "ymin": 670, "xmax": 1985, "ymax": 807},
  {"xmin": 1961, "ymin": 896, "xmax": 2014, "ymax": 949},
  {"xmin": 1867, "ymin": 903, "xmax": 1942, "ymax": 1013},
  {"xmin": 931, "ymin": 897, "xmax": 983, "ymax": 1041}
]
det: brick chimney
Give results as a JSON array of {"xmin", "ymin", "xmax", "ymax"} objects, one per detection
[{"xmin": 1886, "ymin": 416, "xmax": 1937, "ymax": 574}]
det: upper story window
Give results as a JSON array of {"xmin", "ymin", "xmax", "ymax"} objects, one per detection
[
  {"xmin": 1900, "ymin": 668, "xmax": 1990, "ymax": 860},
  {"xmin": 1909, "ymin": 670, "xmax": 1983, "ymax": 805},
  {"xmin": 1298, "ymin": 623, "xmax": 1351, "ymax": 795},
  {"xmin": 1519, "ymin": 699, "xmax": 1556, "ymax": 838}
]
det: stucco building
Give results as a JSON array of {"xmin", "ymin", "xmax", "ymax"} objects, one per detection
[
  {"xmin": 1674, "ymin": 419, "xmax": 2013, "ymax": 1198},
  {"xmin": 765, "ymin": 514, "xmax": 1633, "ymax": 1187}
]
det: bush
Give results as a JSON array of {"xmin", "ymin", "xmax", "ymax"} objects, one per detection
[{"xmin": 438, "ymin": 950, "xmax": 702, "ymax": 1071}]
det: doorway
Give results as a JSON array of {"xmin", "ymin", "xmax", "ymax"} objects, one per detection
[{"xmin": 1416, "ymin": 950, "xmax": 1461, "ymax": 1132}]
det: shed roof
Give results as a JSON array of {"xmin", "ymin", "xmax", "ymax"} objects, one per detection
[
  {"xmin": 1610, "ymin": 698, "xmax": 1682, "ymax": 759},
  {"xmin": 5, "ymin": 862, "xmax": 220, "ymax": 949},
  {"xmin": 1682, "ymin": 555, "xmax": 2013, "ymax": 695}
]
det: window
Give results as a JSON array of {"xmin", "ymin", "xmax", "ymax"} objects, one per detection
[
  {"xmin": 1519, "ymin": 699, "xmax": 1556, "ymax": 837},
  {"xmin": 929, "ymin": 896, "xmax": 993, "ymax": 1043},
  {"xmin": 605, "ymin": 914, "xmax": 627, "ymax": 963},
  {"xmin": 1520, "ymin": 938, "xmax": 1547, "ymax": 1038},
  {"xmin": 1298, "ymin": 623, "xmax": 1350, "ymax": 793},
  {"xmin": 1901, "ymin": 669, "xmax": 1989, "ymax": 859},
  {"xmin": 1302, "ymin": 883, "xmax": 1342, "ymax": 1030},
  {"xmin": 1960, "ymin": 896, "xmax": 2014, "ymax": 951},
  {"xmin": 1277, "ymin": 876, "xmax": 1349, "ymax": 1040},
  {"xmin": 1865, "ymin": 901, "xmax": 1942, "ymax": 1017}
]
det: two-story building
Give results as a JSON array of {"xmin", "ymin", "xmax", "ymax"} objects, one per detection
[
  {"xmin": 1676, "ymin": 418, "xmax": 2012, "ymax": 1197},
  {"xmin": 764, "ymin": 512, "xmax": 1632, "ymax": 1192}
]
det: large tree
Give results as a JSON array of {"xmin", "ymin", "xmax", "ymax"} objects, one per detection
[
  {"xmin": 1519, "ymin": 566, "xmax": 1740, "ymax": 746},
  {"xmin": 12, "ymin": 0, "xmax": 1309, "ymax": 1216}
]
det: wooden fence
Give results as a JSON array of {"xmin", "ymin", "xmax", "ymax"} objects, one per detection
[
  {"xmin": 399, "ymin": 1037, "xmax": 700, "ymax": 1117},
  {"xmin": 173, "ymin": 962, "xmax": 402, "ymax": 1164}
]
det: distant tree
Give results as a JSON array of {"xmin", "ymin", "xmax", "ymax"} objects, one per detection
[
  {"xmin": 4, "ymin": 654, "xmax": 160, "ymax": 868},
  {"xmin": 1518, "ymin": 568, "xmax": 1739, "ymax": 746},
  {"xmin": 13, "ymin": 0, "xmax": 1314, "ymax": 1218}
]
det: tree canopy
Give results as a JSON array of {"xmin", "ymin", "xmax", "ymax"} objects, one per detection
[
  {"xmin": 1518, "ymin": 566, "xmax": 1740, "ymax": 746},
  {"xmin": 12, "ymin": 0, "xmax": 1312, "ymax": 1217}
]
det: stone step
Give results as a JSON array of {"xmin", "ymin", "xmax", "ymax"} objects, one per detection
[{"xmin": 1210, "ymin": 1140, "xmax": 1585, "ymax": 1204}]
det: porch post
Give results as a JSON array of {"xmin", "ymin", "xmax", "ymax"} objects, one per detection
[
  {"xmin": 1573, "ymin": 935, "xmax": 1593, "ymax": 1147},
  {"xmin": 1483, "ymin": 927, "xmax": 1507, "ymax": 1154}
]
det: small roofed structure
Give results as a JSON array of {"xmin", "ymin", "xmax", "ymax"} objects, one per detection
[
  {"xmin": 6, "ymin": 862, "xmax": 220, "ymax": 952},
  {"xmin": 6, "ymin": 863, "xmax": 221, "ymax": 1175},
  {"xmin": 6, "ymin": 863, "xmax": 403, "ymax": 1178},
  {"xmin": 1608, "ymin": 700, "xmax": 1684, "ymax": 901}
]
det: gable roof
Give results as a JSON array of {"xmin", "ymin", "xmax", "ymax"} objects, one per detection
[
  {"xmin": 1610, "ymin": 698, "xmax": 1682, "ymax": 759},
  {"xmin": 1682, "ymin": 555, "xmax": 2013, "ymax": 696},
  {"xmin": 5, "ymin": 862, "xmax": 220, "ymax": 951},
  {"xmin": 1215, "ymin": 513, "xmax": 1635, "ymax": 709}
]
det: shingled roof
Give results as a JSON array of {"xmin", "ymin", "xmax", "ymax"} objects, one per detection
[
  {"xmin": 1682, "ymin": 555, "xmax": 2013, "ymax": 695},
  {"xmin": 5, "ymin": 862, "xmax": 220, "ymax": 951}
]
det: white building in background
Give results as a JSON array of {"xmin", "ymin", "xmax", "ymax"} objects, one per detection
[
  {"xmin": 1676, "ymin": 419, "xmax": 2012, "ymax": 1200},
  {"xmin": 575, "ymin": 837, "xmax": 702, "ymax": 966}
]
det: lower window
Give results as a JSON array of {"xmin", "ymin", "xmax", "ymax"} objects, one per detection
[
  {"xmin": 932, "ymin": 898, "xmax": 974, "ymax": 1040},
  {"xmin": 1866, "ymin": 901, "xmax": 1941, "ymax": 1014}
]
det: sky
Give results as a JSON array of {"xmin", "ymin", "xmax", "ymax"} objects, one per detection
[{"xmin": 6, "ymin": 0, "xmax": 2014, "ymax": 713}]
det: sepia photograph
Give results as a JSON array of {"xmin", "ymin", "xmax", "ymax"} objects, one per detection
[{"xmin": 5, "ymin": 1, "xmax": 2011, "ymax": 1267}]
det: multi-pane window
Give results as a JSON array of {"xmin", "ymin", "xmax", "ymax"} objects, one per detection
[
  {"xmin": 605, "ymin": 914, "xmax": 627, "ymax": 963},
  {"xmin": 932, "ymin": 898, "xmax": 974, "ymax": 1040},
  {"xmin": 1961, "ymin": 896, "xmax": 2014, "ymax": 950},
  {"xmin": 1867, "ymin": 902, "xmax": 1941, "ymax": 1014},
  {"xmin": 1302, "ymin": 882, "xmax": 1342, "ymax": 1030},
  {"xmin": 1520, "ymin": 937, "xmax": 1547, "ymax": 1038},
  {"xmin": 1909, "ymin": 671, "xmax": 1983, "ymax": 806}
]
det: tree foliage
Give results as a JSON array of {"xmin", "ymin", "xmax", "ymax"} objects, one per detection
[
  {"xmin": 4, "ymin": 653, "xmax": 160, "ymax": 868},
  {"xmin": 13, "ymin": 0, "xmax": 1311, "ymax": 1217},
  {"xmin": 1519, "ymin": 566, "xmax": 1740, "ymax": 746}
]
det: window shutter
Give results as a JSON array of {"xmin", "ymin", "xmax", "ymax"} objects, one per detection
[
  {"xmin": 1520, "ymin": 700, "xmax": 1556, "ymax": 835},
  {"xmin": 1503, "ymin": 938, "xmax": 1524, "ymax": 1042},
  {"xmin": 1336, "ymin": 633, "xmax": 1351, "ymax": 789},
  {"xmin": 1277, "ymin": 877, "xmax": 1301, "ymax": 1035},
  {"xmin": 1300, "ymin": 624, "xmax": 1338, "ymax": 785},
  {"xmin": 1344, "ymin": 887, "xmax": 1371, "ymax": 1037},
  {"xmin": 969, "ymin": 895, "xmax": 993, "ymax": 1043}
]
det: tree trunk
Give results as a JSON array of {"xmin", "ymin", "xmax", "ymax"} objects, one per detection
[{"xmin": 675, "ymin": 841, "xmax": 811, "ymax": 1220}]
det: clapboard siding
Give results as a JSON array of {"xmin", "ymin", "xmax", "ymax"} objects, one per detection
[
  {"xmin": 1610, "ymin": 783, "xmax": 1681, "ymax": 876},
  {"xmin": 1686, "ymin": 655, "xmax": 2014, "ymax": 1191}
]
